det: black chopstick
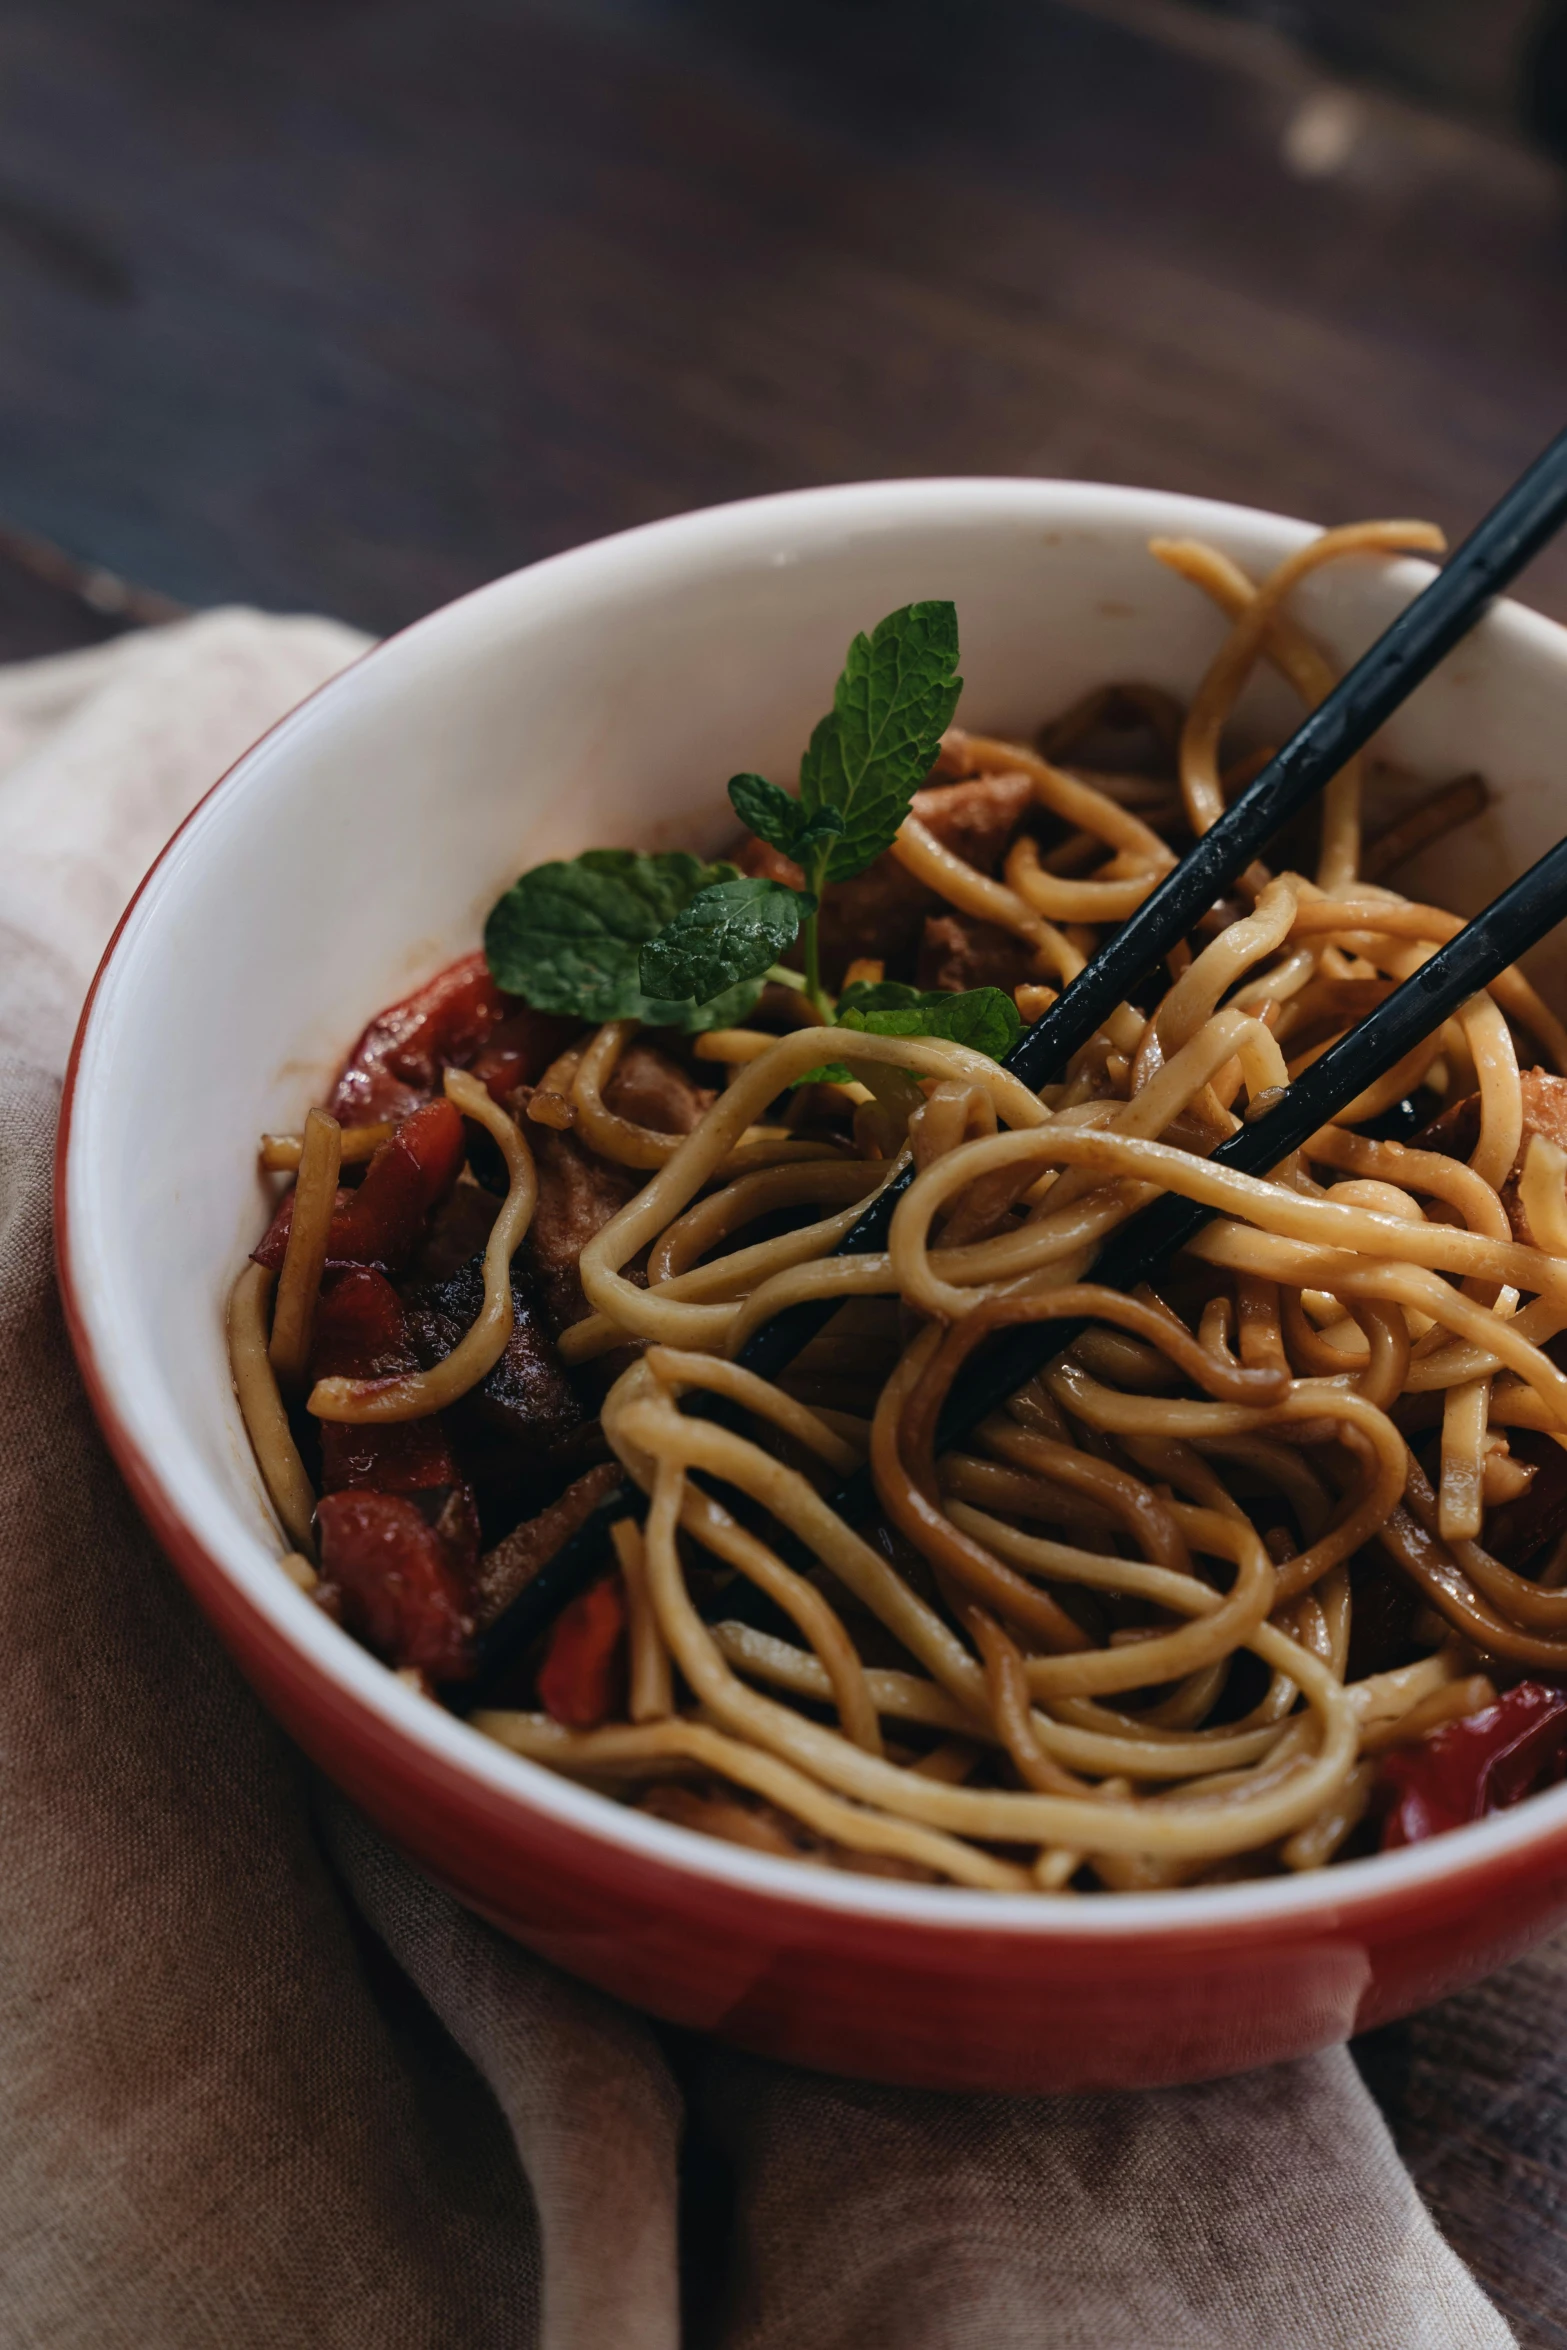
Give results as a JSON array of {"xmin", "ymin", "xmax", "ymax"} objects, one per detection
[
  {"xmin": 460, "ymin": 830, "xmax": 1567, "ymax": 1700},
  {"xmin": 737, "ymin": 425, "xmax": 1567, "ymax": 1384},
  {"xmin": 821, "ymin": 826, "xmax": 1567, "ymax": 1517},
  {"xmin": 457, "ymin": 431, "xmax": 1567, "ymax": 1702}
]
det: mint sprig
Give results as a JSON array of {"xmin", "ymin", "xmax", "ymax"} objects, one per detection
[
  {"xmin": 638, "ymin": 875, "xmax": 812, "ymax": 1012},
  {"xmin": 638, "ymin": 601, "xmax": 961, "ymax": 1022},
  {"xmin": 790, "ymin": 986, "xmax": 1022, "ymax": 1090},
  {"xmin": 798, "ymin": 602, "xmax": 963, "ymax": 883},
  {"xmin": 484, "ymin": 606, "xmax": 978, "ymax": 1054},
  {"xmin": 727, "ymin": 773, "xmax": 844, "ymax": 869},
  {"xmin": 836, "ymin": 980, "xmax": 1022, "ymax": 1060},
  {"xmin": 484, "ymin": 848, "xmax": 763, "ymax": 1031}
]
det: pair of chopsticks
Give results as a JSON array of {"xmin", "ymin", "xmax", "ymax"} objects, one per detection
[{"xmin": 459, "ymin": 427, "xmax": 1567, "ymax": 1706}]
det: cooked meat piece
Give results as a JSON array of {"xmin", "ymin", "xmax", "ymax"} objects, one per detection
[
  {"xmin": 914, "ymin": 768, "xmax": 1035, "ymax": 868},
  {"xmin": 735, "ymin": 770, "xmax": 1035, "ymax": 986},
  {"xmin": 1416, "ymin": 1067, "xmax": 1567, "ymax": 1243},
  {"xmin": 604, "ymin": 1039, "xmax": 715, "ymax": 1135},
  {"xmin": 404, "ymin": 1250, "xmax": 595, "ymax": 1517},
  {"xmin": 521, "ymin": 1126, "xmax": 643, "ymax": 1334},
  {"xmin": 475, "ymin": 1460, "xmax": 623, "ymax": 1628},
  {"xmin": 755, "ymin": 977, "xmax": 821, "ymax": 1030},
  {"xmin": 737, "ymin": 833, "xmax": 933, "ymax": 984},
  {"xmin": 917, "ymin": 913, "xmax": 1034, "ymax": 994},
  {"xmin": 405, "ymin": 1180, "xmax": 501, "ymax": 1287}
]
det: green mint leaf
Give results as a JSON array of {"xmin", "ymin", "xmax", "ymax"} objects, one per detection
[
  {"xmin": 790, "ymin": 1061, "xmax": 855, "ymax": 1089},
  {"xmin": 794, "ymin": 811, "xmax": 847, "ymax": 867},
  {"xmin": 835, "ymin": 982, "xmax": 1021, "ymax": 1062},
  {"xmin": 680, "ymin": 975, "xmax": 769, "ymax": 1030},
  {"xmin": 799, "ymin": 602, "xmax": 962, "ymax": 883},
  {"xmin": 638, "ymin": 877, "xmax": 806, "ymax": 1012},
  {"xmin": 728, "ymin": 772, "xmax": 844, "ymax": 871},
  {"xmin": 834, "ymin": 980, "xmax": 931, "ymax": 1019},
  {"xmin": 484, "ymin": 848, "xmax": 749, "ymax": 1029},
  {"xmin": 728, "ymin": 773, "xmax": 799, "ymax": 853}
]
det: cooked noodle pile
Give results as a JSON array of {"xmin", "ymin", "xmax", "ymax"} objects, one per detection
[{"xmin": 234, "ymin": 521, "xmax": 1567, "ymax": 1892}]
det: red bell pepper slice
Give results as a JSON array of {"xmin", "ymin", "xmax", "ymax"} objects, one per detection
[
  {"xmin": 309, "ymin": 1268, "xmax": 478, "ymax": 1557},
  {"xmin": 1379, "ymin": 1680, "xmax": 1567, "ymax": 1849},
  {"xmin": 537, "ymin": 1573, "xmax": 627, "ymax": 1729},
  {"xmin": 330, "ymin": 951, "xmax": 510, "ymax": 1124},
  {"xmin": 255, "ymin": 1096, "xmax": 466, "ymax": 1274},
  {"xmin": 329, "ymin": 1096, "xmax": 466, "ymax": 1266},
  {"xmin": 316, "ymin": 1490, "xmax": 477, "ymax": 1680},
  {"xmin": 468, "ymin": 1007, "xmax": 585, "ymax": 1105},
  {"xmin": 310, "ymin": 1262, "xmax": 416, "ymax": 1382}
]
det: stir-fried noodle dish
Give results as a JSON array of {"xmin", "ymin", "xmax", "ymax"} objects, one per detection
[{"xmin": 233, "ymin": 522, "xmax": 1567, "ymax": 1894}]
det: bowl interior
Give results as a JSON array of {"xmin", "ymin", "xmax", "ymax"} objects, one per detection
[{"xmin": 63, "ymin": 476, "xmax": 1567, "ymax": 1925}]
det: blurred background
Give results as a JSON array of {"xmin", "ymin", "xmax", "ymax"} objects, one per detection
[{"xmin": 1, "ymin": 0, "xmax": 1566, "ymax": 662}]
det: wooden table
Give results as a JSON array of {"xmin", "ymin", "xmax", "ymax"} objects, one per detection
[{"xmin": 1, "ymin": 0, "xmax": 1564, "ymax": 2335}]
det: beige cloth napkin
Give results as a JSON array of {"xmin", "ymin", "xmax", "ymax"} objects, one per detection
[{"xmin": 0, "ymin": 610, "xmax": 1519, "ymax": 2350}]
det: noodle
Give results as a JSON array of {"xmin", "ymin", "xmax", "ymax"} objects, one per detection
[
  {"xmin": 261, "ymin": 1121, "xmax": 391, "ymax": 1172},
  {"xmin": 1152, "ymin": 521, "xmax": 1445, "ymax": 866},
  {"xmin": 612, "ymin": 1517, "xmax": 673, "ymax": 1723},
  {"xmin": 228, "ymin": 1262, "xmax": 317, "ymax": 1556},
  {"xmin": 267, "ymin": 1107, "xmax": 341, "ymax": 1389},
  {"xmin": 236, "ymin": 517, "xmax": 1567, "ymax": 1897},
  {"xmin": 572, "ymin": 1020, "xmax": 689, "ymax": 1169}
]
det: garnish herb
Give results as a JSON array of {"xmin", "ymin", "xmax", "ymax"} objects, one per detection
[
  {"xmin": 689, "ymin": 600, "xmax": 962, "ymax": 1019},
  {"xmin": 482, "ymin": 604, "xmax": 1021, "ymax": 1073},
  {"xmin": 835, "ymin": 980, "xmax": 1022, "ymax": 1059},
  {"xmin": 483, "ymin": 849, "xmax": 764, "ymax": 1030},
  {"xmin": 792, "ymin": 982, "xmax": 1021, "ymax": 1087},
  {"xmin": 638, "ymin": 875, "xmax": 814, "ymax": 1010}
]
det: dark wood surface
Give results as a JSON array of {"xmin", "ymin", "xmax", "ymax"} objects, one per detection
[
  {"xmin": 0, "ymin": 0, "xmax": 1566, "ymax": 633},
  {"xmin": 3, "ymin": 0, "xmax": 1566, "ymax": 2335}
]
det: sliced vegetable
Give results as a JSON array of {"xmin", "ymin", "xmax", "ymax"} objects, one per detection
[
  {"xmin": 330, "ymin": 951, "xmax": 510, "ymax": 1124},
  {"xmin": 315, "ymin": 1489, "xmax": 477, "ymax": 1681},
  {"xmin": 258, "ymin": 1097, "xmax": 468, "ymax": 1275},
  {"xmin": 467, "ymin": 1006, "xmax": 586, "ymax": 1104},
  {"xmin": 537, "ymin": 1571, "xmax": 627, "ymax": 1728},
  {"xmin": 1379, "ymin": 1680, "xmax": 1567, "ymax": 1848},
  {"xmin": 332, "ymin": 1097, "xmax": 468, "ymax": 1266},
  {"xmin": 310, "ymin": 1266, "xmax": 473, "ymax": 1510}
]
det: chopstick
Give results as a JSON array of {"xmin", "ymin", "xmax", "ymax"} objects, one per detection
[
  {"xmin": 737, "ymin": 425, "xmax": 1567, "ymax": 1383},
  {"xmin": 461, "ymin": 831, "xmax": 1567, "ymax": 1702},
  {"xmin": 458, "ymin": 433, "xmax": 1567, "ymax": 1702},
  {"xmin": 833, "ymin": 825, "xmax": 1567, "ymax": 1509}
]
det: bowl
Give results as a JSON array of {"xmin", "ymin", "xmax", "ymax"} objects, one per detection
[{"xmin": 57, "ymin": 478, "xmax": 1567, "ymax": 2094}]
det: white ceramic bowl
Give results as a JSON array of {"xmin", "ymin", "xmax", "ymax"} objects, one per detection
[{"xmin": 59, "ymin": 480, "xmax": 1567, "ymax": 2092}]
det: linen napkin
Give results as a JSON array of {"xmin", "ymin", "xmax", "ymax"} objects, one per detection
[{"xmin": 0, "ymin": 608, "xmax": 1520, "ymax": 2350}]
